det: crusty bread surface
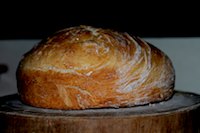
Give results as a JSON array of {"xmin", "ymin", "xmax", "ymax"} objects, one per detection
[{"xmin": 17, "ymin": 25, "xmax": 175, "ymax": 110}]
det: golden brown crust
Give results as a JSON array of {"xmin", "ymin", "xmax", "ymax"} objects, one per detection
[{"xmin": 17, "ymin": 25, "xmax": 175, "ymax": 110}]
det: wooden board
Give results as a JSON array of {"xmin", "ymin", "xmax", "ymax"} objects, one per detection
[{"xmin": 0, "ymin": 91, "xmax": 200, "ymax": 133}]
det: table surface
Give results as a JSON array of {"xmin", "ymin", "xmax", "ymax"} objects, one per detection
[
  {"xmin": 0, "ymin": 38, "xmax": 200, "ymax": 96},
  {"xmin": 1, "ymin": 91, "xmax": 200, "ymax": 117}
]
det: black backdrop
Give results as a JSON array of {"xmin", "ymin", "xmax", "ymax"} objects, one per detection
[{"xmin": 0, "ymin": 2, "xmax": 200, "ymax": 39}]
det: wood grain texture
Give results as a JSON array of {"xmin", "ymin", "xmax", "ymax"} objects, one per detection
[{"xmin": 0, "ymin": 91, "xmax": 200, "ymax": 133}]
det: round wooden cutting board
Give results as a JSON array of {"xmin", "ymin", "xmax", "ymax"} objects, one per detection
[{"xmin": 0, "ymin": 91, "xmax": 200, "ymax": 133}]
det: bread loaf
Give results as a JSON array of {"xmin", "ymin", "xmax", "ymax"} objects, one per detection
[{"xmin": 16, "ymin": 25, "xmax": 175, "ymax": 110}]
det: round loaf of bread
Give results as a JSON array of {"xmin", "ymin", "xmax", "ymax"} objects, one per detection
[{"xmin": 16, "ymin": 25, "xmax": 175, "ymax": 110}]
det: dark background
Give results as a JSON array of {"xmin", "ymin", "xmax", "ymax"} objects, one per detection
[{"xmin": 0, "ymin": 2, "xmax": 199, "ymax": 39}]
